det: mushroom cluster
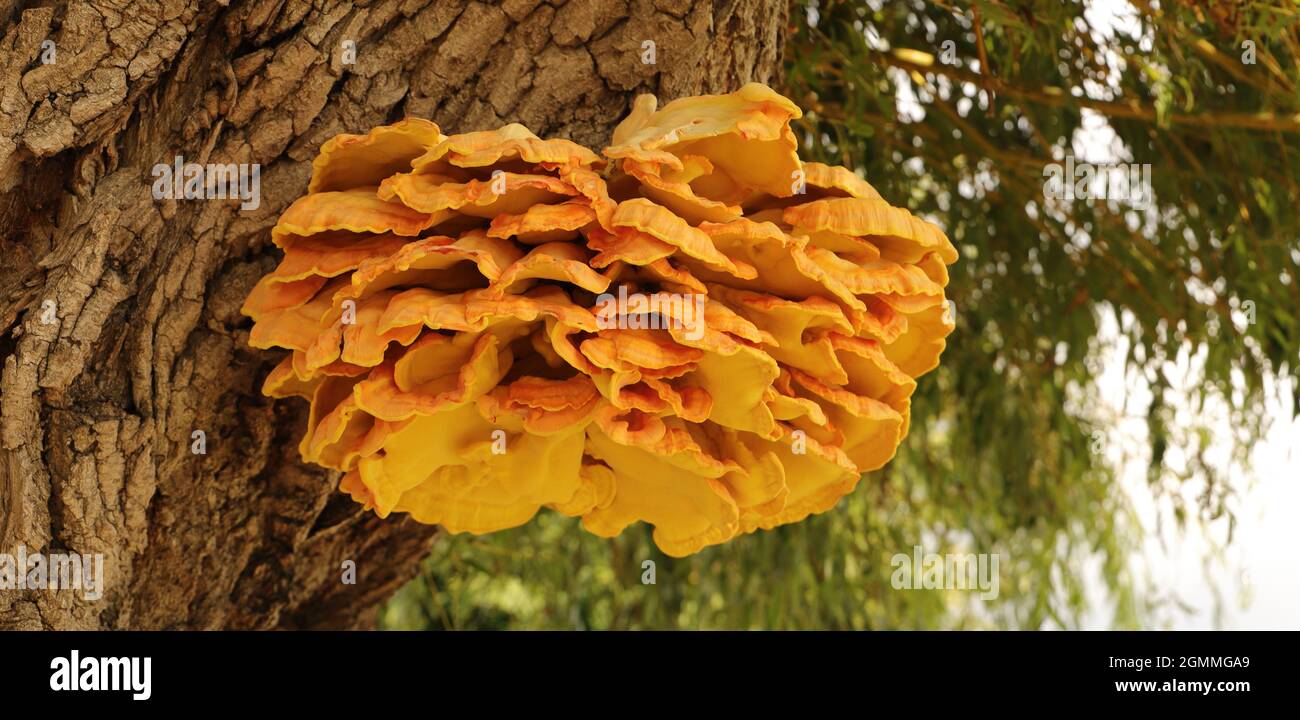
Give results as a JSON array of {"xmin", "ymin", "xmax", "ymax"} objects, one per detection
[{"xmin": 242, "ymin": 83, "xmax": 956, "ymax": 557}]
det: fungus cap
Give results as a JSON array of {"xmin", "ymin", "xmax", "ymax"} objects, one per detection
[{"xmin": 243, "ymin": 83, "xmax": 957, "ymax": 556}]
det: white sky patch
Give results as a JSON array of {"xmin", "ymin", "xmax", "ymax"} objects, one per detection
[
  {"xmin": 1072, "ymin": 109, "xmax": 1131, "ymax": 164},
  {"xmin": 1080, "ymin": 309, "xmax": 1300, "ymax": 629},
  {"xmin": 888, "ymin": 67, "xmax": 928, "ymax": 123},
  {"xmin": 1083, "ymin": 0, "xmax": 1149, "ymax": 92}
]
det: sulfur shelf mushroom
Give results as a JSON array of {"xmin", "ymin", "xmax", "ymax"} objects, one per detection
[{"xmin": 243, "ymin": 83, "xmax": 956, "ymax": 557}]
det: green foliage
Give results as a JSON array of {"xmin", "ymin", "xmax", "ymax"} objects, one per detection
[{"xmin": 381, "ymin": 0, "xmax": 1299, "ymax": 630}]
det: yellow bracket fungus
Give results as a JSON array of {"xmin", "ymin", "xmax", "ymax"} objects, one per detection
[{"xmin": 243, "ymin": 83, "xmax": 956, "ymax": 557}]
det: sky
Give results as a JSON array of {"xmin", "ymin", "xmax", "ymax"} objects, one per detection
[
  {"xmin": 1078, "ymin": 0, "xmax": 1299, "ymax": 630},
  {"xmin": 1088, "ymin": 309, "xmax": 1300, "ymax": 629},
  {"xmin": 883, "ymin": 0, "xmax": 1300, "ymax": 628}
]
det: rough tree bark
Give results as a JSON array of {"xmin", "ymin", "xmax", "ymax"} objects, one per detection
[{"xmin": 0, "ymin": 0, "xmax": 786, "ymax": 629}]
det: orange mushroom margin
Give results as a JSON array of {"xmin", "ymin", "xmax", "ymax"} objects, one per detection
[{"xmin": 241, "ymin": 83, "xmax": 957, "ymax": 558}]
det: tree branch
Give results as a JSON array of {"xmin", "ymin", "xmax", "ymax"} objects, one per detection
[{"xmin": 883, "ymin": 47, "xmax": 1300, "ymax": 133}]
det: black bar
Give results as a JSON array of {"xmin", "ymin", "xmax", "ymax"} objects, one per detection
[{"xmin": 0, "ymin": 630, "xmax": 1286, "ymax": 708}]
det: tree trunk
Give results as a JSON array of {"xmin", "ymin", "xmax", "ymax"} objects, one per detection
[{"xmin": 0, "ymin": 0, "xmax": 786, "ymax": 630}]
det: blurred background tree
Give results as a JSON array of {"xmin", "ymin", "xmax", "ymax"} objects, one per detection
[{"xmin": 381, "ymin": 0, "xmax": 1300, "ymax": 630}]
